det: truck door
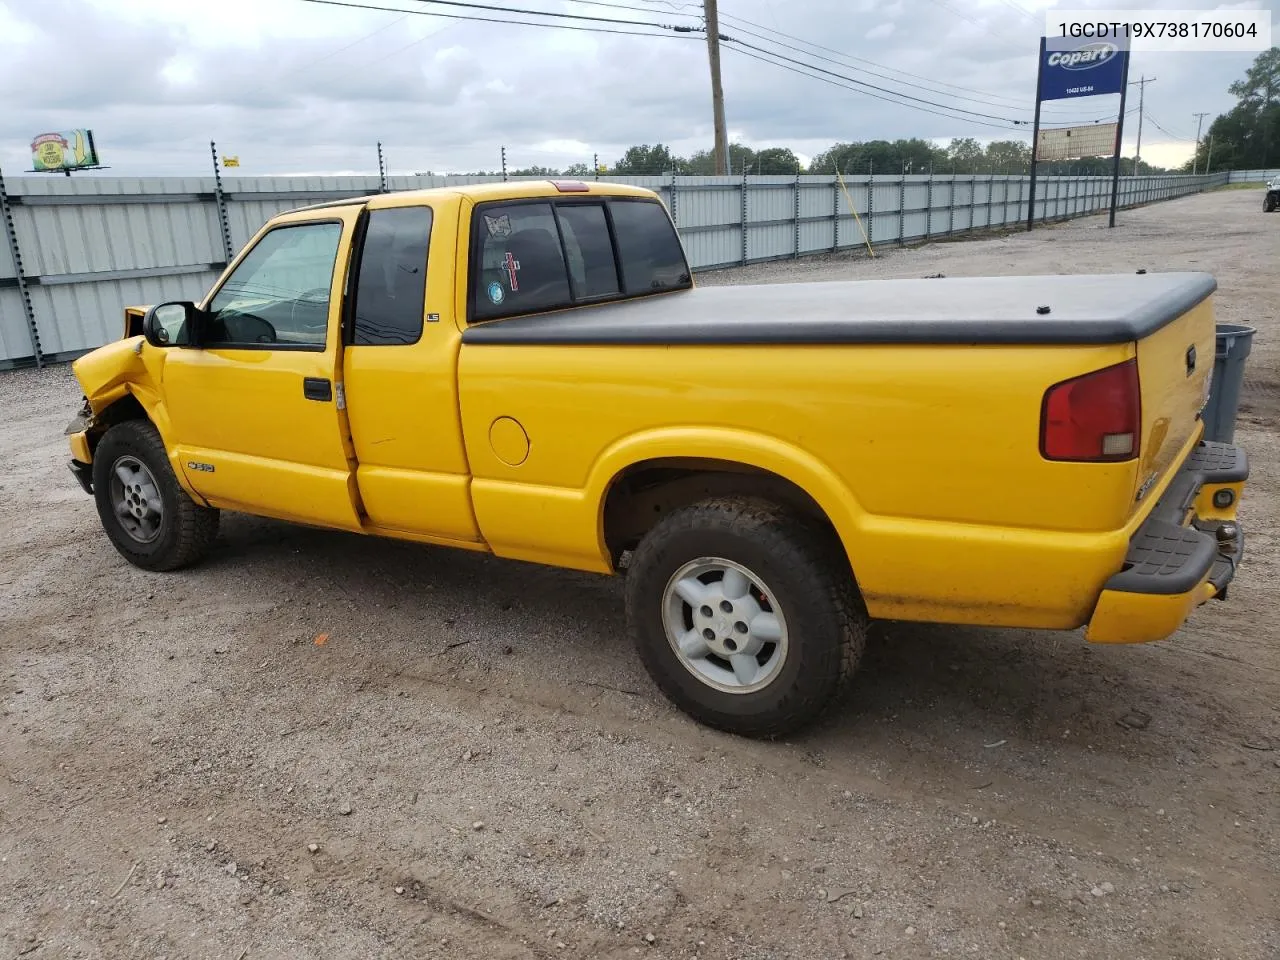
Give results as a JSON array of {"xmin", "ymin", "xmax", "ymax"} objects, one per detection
[
  {"xmin": 162, "ymin": 207, "xmax": 364, "ymax": 531},
  {"xmin": 341, "ymin": 194, "xmax": 482, "ymax": 544}
]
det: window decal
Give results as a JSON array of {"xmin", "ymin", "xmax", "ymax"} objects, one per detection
[
  {"xmin": 484, "ymin": 214, "xmax": 512, "ymax": 238},
  {"xmin": 504, "ymin": 251, "xmax": 521, "ymax": 291}
]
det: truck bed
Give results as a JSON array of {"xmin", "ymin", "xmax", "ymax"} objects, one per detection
[{"xmin": 461, "ymin": 272, "xmax": 1217, "ymax": 346}]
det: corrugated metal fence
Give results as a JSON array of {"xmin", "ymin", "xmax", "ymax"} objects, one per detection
[
  {"xmin": 0, "ymin": 168, "xmax": 1237, "ymax": 367},
  {"xmin": 1225, "ymin": 168, "xmax": 1280, "ymax": 183}
]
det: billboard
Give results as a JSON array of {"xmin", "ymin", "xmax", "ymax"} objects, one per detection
[
  {"xmin": 1038, "ymin": 41, "xmax": 1129, "ymax": 100},
  {"xmin": 1036, "ymin": 123, "xmax": 1119, "ymax": 160},
  {"xmin": 30, "ymin": 130, "xmax": 100, "ymax": 172}
]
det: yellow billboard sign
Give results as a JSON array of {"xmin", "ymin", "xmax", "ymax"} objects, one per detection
[{"xmin": 31, "ymin": 130, "xmax": 101, "ymax": 172}]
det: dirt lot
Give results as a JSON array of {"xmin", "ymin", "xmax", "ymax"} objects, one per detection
[{"xmin": 2, "ymin": 187, "xmax": 1277, "ymax": 960}]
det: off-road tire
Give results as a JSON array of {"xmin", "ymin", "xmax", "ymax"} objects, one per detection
[
  {"xmin": 92, "ymin": 419, "xmax": 219, "ymax": 571},
  {"xmin": 625, "ymin": 496, "xmax": 867, "ymax": 738}
]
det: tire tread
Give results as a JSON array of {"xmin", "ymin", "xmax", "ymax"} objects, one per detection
[
  {"xmin": 93, "ymin": 420, "xmax": 219, "ymax": 572},
  {"xmin": 626, "ymin": 496, "xmax": 866, "ymax": 738}
]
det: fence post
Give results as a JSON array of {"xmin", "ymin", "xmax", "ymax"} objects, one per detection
[
  {"xmin": 949, "ymin": 171, "xmax": 956, "ymax": 235},
  {"xmin": 898, "ymin": 167, "xmax": 906, "ymax": 246},
  {"xmin": 0, "ymin": 167, "xmax": 42, "ymax": 367},
  {"xmin": 866, "ymin": 162, "xmax": 874, "ymax": 247},
  {"xmin": 210, "ymin": 141, "xmax": 234, "ymax": 262},
  {"xmin": 793, "ymin": 170, "xmax": 801, "ymax": 259},
  {"xmin": 925, "ymin": 166, "xmax": 934, "ymax": 239},
  {"xmin": 740, "ymin": 169, "xmax": 749, "ymax": 265},
  {"xmin": 669, "ymin": 172, "xmax": 679, "ymax": 235},
  {"xmin": 986, "ymin": 171, "xmax": 995, "ymax": 228},
  {"xmin": 832, "ymin": 172, "xmax": 840, "ymax": 252}
]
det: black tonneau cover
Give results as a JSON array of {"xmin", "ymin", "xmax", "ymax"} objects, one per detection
[{"xmin": 461, "ymin": 272, "xmax": 1216, "ymax": 346}]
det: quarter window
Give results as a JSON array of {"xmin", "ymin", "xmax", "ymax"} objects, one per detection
[
  {"xmin": 205, "ymin": 222, "xmax": 342, "ymax": 348},
  {"xmin": 352, "ymin": 207, "xmax": 433, "ymax": 345},
  {"xmin": 609, "ymin": 199, "xmax": 691, "ymax": 294}
]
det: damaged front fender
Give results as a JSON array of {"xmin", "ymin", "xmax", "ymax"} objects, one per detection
[
  {"xmin": 65, "ymin": 336, "xmax": 200, "ymax": 501},
  {"xmin": 71, "ymin": 336, "xmax": 151, "ymax": 416}
]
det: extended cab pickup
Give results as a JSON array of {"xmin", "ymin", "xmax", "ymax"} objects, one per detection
[{"xmin": 65, "ymin": 180, "xmax": 1249, "ymax": 736}]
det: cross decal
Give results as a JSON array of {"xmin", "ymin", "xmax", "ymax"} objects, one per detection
[{"xmin": 504, "ymin": 251, "xmax": 520, "ymax": 292}]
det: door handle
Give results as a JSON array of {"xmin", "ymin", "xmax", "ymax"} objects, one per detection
[{"xmin": 303, "ymin": 377, "xmax": 332, "ymax": 402}]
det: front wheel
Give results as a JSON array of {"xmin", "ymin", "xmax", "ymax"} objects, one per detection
[
  {"xmin": 91, "ymin": 420, "xmax": 219, "ymax": 571},
  {"xmin": 625, "ymin": 497, "xmax": 867, "ymax": 738},
  {"xmin": 1265, "ymin": 194, "xmax": 1278, "ymax": 212}
]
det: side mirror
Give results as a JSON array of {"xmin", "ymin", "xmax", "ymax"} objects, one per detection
[{"xmin": 141, "ymin": 301, "xmax": 199, "ymax": 348}]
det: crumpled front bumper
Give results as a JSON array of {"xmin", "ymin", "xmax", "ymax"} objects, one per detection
[
  {"xmin": 1086, "ymin": 440, "xmax": 1247, "ymax": 644},
  {"xmin": 66, "ymin": 406, "xmax": 95, "ymax": 495}
]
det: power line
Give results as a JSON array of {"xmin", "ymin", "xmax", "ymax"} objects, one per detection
[
  {"xmin": 300, "ymin": 0, "xmax": 699, "ymax": 37},
  {"xmin": 721, "ymin": 36, "xmax": 1027, "ymax": 124},
  {"xmin": 528, "ymin": 0, "xmax": 700, "ymax": 17},
  {"xmin": 1147, "ymin": 115, "xmax": 1194, "ymax": 141},
  {"xmin": 711, "ymin": 18, "xmax": 1034, "ymax": 112},
  {"xmin": 394, "ymin": 0, "xmax": 693, "ymax": 29},
  {"xmin": 713, "ymin": 10, "xmax": 1116, "ymax": 121},
  {"xmin": 921, "ymin": 0, "xmax": 1023, "ymax": 46},
  {"xmin": 722, "ymin": 43, "xmax": 1023, "ymax": 131},
  {"xmin": 993, "ymin": 0, "xmax": 1038, "ymax": 20}
]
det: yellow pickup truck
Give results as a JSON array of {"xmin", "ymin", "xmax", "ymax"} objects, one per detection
[{"xmin": 65, "ymin": 179, "xmax": 1248, "ymax": 737}]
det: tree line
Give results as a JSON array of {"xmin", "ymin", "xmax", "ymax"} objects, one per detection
[
  {"xmin": 1184, "ymin": 47, "xmax": 1279, "ymax": 172},
  {"xmin": 491, "ymin": 136, "xmax": 1173, "ymax": 178}
]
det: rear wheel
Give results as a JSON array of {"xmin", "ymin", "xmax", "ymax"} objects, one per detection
[
  {"xmin": 1265, "ymin": 193, "xmax": 1278, "ymax": 212},
  {"xmin": 91, "ymin": 420, "xmax": 219, "ymax": 571},
  {"xmin": 625, "ymin": 497, "xmax": 866, "ymax": 738}
]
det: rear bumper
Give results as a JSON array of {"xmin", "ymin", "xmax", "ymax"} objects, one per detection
[{"xmin": 1086, "ymin": 440, "xmax": 1247, "ymax": 644}]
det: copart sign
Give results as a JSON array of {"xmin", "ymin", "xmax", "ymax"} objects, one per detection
[{"xmin": 1037, "ymin": 40, "xmax": 1129, "ymax": 101}]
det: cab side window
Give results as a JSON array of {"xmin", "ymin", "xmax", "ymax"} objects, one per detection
[
  {"xmin": 473, "ymin": 203, "xmax": 571, "ymax": 321},
  {"xmin": 351, "ymin": 207, "xmax": 433, "ymax": 345},
  {"xmin": 205, "ymin": 222, "xmax": 342, "ymax": 348}
]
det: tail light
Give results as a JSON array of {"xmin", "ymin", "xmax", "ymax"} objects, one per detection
[{"xmin": 1040, "ymin": 358, "xmax": 1141, "ymax": 462}]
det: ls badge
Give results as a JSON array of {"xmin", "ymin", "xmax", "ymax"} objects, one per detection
[{"xmin": 187, "ymin": 461, "xmax": 215, "ymax": 473}]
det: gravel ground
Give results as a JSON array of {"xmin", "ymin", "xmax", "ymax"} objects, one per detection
[{"xmin": 2, "ymin": 187, "xmax": 1278, "ymax": 960}]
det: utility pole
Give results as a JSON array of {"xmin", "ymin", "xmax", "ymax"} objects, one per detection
[
  {"xmin": 1130, "ymin": 75, "xmax": 1155, "ymax": 175},
  {"xmin": 1192, "ymin": 112, "xmax": 1209, "ymax": 175},
  {"xmin": 703, "ymin": 0, "xmax": 730, "ymax": 176}
]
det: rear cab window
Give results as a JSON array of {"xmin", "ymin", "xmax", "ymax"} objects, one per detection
[{"xmin": 470, "ymin": 195, "xmax": 689, "ymax": 322}]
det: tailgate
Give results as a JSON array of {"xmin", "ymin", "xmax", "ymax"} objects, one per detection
[{"xmin": 1131, "ymin": 295, "xmax": 1216, "ymax": 516}]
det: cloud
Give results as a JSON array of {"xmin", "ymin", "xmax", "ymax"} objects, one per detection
[{"xmin": 0, "ymin": 0, "xmax": 1264, "ymax": 176}]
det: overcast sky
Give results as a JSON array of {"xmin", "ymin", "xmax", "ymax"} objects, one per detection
[{"xmin": 0, "ymin": 0, "xmax": 1272, "ymax": 177}]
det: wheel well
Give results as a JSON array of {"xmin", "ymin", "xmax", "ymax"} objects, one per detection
[
  {"xmin": 602, "ymin": 458, "xmax": 838, "ymax": 567},
  {"xmin": 87, "ymin": 394, "xmax": 147, "ymax": 455}
]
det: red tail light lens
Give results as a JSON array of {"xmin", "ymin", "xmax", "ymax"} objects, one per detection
[{"xmin": 1040, "ymin": 358, "xmax": 1141, "ymax": 462}]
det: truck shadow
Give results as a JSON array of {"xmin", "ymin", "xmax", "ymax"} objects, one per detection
[{"xmin": 208, "ymin": 514, "xmax": 1221, "ymax": 765}]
